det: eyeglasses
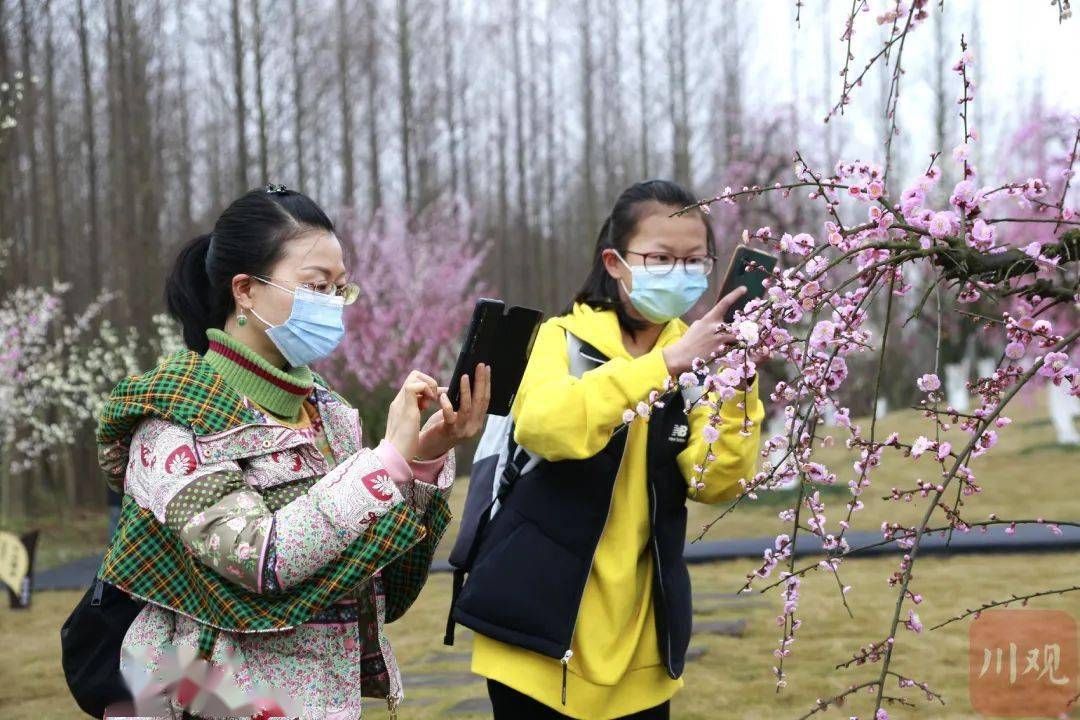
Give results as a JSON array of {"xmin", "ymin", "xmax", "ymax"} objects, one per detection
[
  {"xmin": 623, "ymin": 251, "xmax": 716, "ymax": 277},
  {"xmin": 253, "ymin": 275, "xmax": 360, "ymax": 305}
]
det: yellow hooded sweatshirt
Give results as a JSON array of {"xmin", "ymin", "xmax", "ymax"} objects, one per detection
[{"xmin": 471, "ymin": 303, "xmax": 765, "ymax": 719}]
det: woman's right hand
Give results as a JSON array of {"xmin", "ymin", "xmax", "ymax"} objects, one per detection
[
  {"xmin": 383, "ymin": 370, "xmax": 442, "ymax": 461},
  {"xmin": 662, "ymin": 286, "xmax": 748, "ymax": 375}
]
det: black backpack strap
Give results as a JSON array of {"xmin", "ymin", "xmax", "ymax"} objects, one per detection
[
  {"xmin": 444, "ymin": 422, "xmax": 532, "ymax": 646},
  {"xmin": 565, "ymin": 329, "xmax": 609, "ymax": 377},
  {"xmin": 496, "ymin": 431, "xmax": 531, "ymax": 501},
  {"xmin": 444, "ymin": 567, "xmax": 467, "ymax": 645}
]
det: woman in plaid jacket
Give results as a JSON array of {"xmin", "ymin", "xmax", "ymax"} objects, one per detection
[{"xmin": 97, "ymin": 186, "xmax": 489, "ymax": 719}]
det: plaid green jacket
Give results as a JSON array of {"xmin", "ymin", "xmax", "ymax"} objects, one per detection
[{"xmin": 97, "ymin": 349, "xmax": 451, "ymax": 659}]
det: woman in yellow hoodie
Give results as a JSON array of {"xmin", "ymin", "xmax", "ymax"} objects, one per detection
[{"xmin": 456, "ymin": 180, "xmax": 765, "ymax": 719}]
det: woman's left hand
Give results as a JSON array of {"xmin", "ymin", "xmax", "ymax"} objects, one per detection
[{"xmin": 414, "ymin": 363, "xmax": 492, "ymax": 460}]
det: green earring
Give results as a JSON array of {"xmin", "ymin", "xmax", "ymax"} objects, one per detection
[{"xmin": 237, "ymin": 309, "xmax": 247, "ymax": 327}]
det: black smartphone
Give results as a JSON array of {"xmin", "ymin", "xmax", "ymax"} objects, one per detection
[
  {"xmin": 447, "ymin": 299, "xmax": 544, "ymax": 416},
  {"xmin": 716, "ymin": 246, "xmax": 778, "ymax": 323}
]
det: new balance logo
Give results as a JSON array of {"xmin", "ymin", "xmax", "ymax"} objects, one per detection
[{"xmin": 668, "ymin": 424, "xmax": 689, "ymax": 442}]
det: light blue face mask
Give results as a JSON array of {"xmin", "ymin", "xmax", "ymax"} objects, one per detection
[
  {"xmin": 615, "ymin": 251, "xmax": 709, "ymax": 324},
  {"xmin": 249, "ymin": 282, "xmax": 346, "ymax": 367}
]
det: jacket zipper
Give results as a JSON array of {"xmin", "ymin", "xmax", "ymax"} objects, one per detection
[
  {"xmin": 558, "ymin": 423, "xmax": 629, "ymax": 706},
  {"xmin": 650, "ymin": 390, "xmax": 684, "ymax": 679},
  {"xmin": 648, "ymin": 476, "xmax": 676, "ymax": 679}
]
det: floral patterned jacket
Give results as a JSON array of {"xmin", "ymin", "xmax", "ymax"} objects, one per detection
[{"xmin": 97, "ymin": 351, "xmax": 453, "ymax": 719}]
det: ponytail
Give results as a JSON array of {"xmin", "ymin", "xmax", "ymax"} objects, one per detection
[{"xmin": 165, "ymin": 233, "xmax": 221, "ymax": 354}]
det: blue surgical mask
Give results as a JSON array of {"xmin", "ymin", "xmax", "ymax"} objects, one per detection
[
  {"xmin": 615, "ymin": 251, "xmax": 709, "ymax": 323},
  {"xmin": 249, "ymin": 283, "xmax": 346, "ymax": 366}
]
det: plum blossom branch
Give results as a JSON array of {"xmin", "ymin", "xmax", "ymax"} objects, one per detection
[
  {"xmin": 660, "ymin": 17, "xmax": 1077, "ymax": 718},
  {"xmin": 868, "ymin": 325, "xmax": 1080, "ymax": 713},
  {"xmin": 1052, "ymin": 126, "xmax": 1079, "ymax": 232},
  {"xmin": 929, "ymin": 585, "xmax": 1080, "ymax": 630}
]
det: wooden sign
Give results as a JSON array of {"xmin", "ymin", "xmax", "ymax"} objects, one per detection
[
  {"xmin": 0, "ymin": 531, "xmax": 29, "ymax": 596},
  {"xmin": 1, "ymin": 530, "xmax": 36, "ymax": 609}
]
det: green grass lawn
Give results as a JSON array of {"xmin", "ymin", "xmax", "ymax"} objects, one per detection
[
  {"xmin": 1, "ymin": 387, "xmax": 1077, "ymax": 718},
  {"xmin": 2, "ymin": 553, "xmax": 1076, "ymax": 719}
]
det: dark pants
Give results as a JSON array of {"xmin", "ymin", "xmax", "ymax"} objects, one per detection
[{"xmin": 487, "ymin": 679, "xmax": 671, "ymax": 720}]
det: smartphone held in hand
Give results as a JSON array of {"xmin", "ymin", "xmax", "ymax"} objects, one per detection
[
  {"xmin": 716, "ymin": 246, "xmax": 778, "ymax": 323},
  {"xmin": 447, "ymin": 299, "xmax": 543, "ymax": 416}
]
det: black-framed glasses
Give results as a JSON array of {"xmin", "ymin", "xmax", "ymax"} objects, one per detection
[
  {"xmin": 254, "ymin": 275, "xmax": 361, "ymax": 305},
  {"xmin": 624, "ymin": 250, "xmax": 716, "ymax": 277}
]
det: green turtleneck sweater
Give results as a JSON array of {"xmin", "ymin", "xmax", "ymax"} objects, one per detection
[{"xmin": 203, "ymin": 328, "xmax": 314, "ymax": 422}]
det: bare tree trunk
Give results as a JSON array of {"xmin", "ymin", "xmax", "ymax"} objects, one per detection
[
  {"xmin": 18, "ymin": 0, "xmax": 41, "ymax": 283},
  {"xmin": 969, "ymin": 5, "xmax": 984, "ymax": 172},
  {"xmin": 525, "ymin": 1, "xmax": 544, "ymax": 307},
  {"xmin": 396, "ymin": 0, "xmax": 414, "ymax": 212},
  {"xmin": 544, "ymin": 1, "xmax": 559, "ymax": 308},
  {"xmin": 0, "ymin": 441, "xmax": 10, "ymax": 523},
  {"xmin": 413, "ymin": 10, "xmax": 436, "ymax": 215},
  {"xmin": 497, "ymin": 95, "xmax": 510, "ymax": 303},
  {"xmin": 150, "ymin": 0, "xmax": 166, "ymax": 254},
  {"xmin": 111, "ymin": 0, "xmax": 138, "ymax": 328},
  {"xmin": 599, "ymin": 1, "xmax": 613, "ymax": 202},
  {"xmin": 313, "ymin": 110, "xmax": 325, "ymax": 201},
  {"xmin": 607, "ymin": 0, "xmax": 622, "ymax": 196},
  {"xmin": 789, "ymin": 13, "xmax": 800, "ymax": 150},
  {"xmin": 230, "ymin": 0, "xmax": 248, "ymax": 191},
  {"xmin": 460, "ymin": 40, "xmax": 474, "ymax": 211},
  {"xmin": 580, "ymin": 0, "xmax": 596, "ymax": 245},
  {"xmin": 209, "ymin": 118, "xmax": 224, "ymax": 207},
  {"xmin": 677, "ymin": 0, "xmax": 691, "ymax": 181},
  {"xmin": 668, "ymin": 0, "xmax": 690, "ymax": 185},
  {"xmin": 42, "ymin": 0, "xmax": 64, "ymax": 284},
  {"xmin": 128, "ymin": 5, "xmax": 161, "ymax": 350},
  {"xmin": 636, "ymin": 0, "xmax": 649, "ymax": 179},
  {"xmin": 442, "ymin": 0, "xmax": 458, "ymax": 200},
  {"xmin": 104, "ymin": 1, "xmax": 119, "ymax": 309},
  {"xmin": 76, "ymin": 0, "xmax": 102, "ymax": 294},
  {"xmin": 821, "ymin": 0, "xmax": 835, "ymax": 163},
  {"xmin": 0, "ymin": 0, "xmax": 18, "ymax": 290},
  {"xmin": 364, "ymin": 0, "xmax": 381, "ymax": 214},
  {"xmin": 336, "ymin": 0, "xmax": 355, "ymax": 210},
  {"xmin": 510, "ymin": 0, "xmax": 531, "ymax": 301},
  {"xmin": 60, "ymin": 442, "xmax": 77, "ymax": 518},
  {"xmin": 290, "ymin": 0, "xmax": 305, "ymax": 189},
  {"xmin": 40, "ymin": 0, "xmax": 71, "ymax": 508},
  {"xmin": 932, "ymin": 7, "xmax": 950, "ymax": 187},
  {"xmin": 175, "ymin": 1, "xmax": 193, "ymax": 239},
  {"xmin": 719, "ymin": 1, "xmax": 741, "ymax": 168},
  {"xmin": 252, "ymin": 0, "xmax": 269, "ymax": 184},
  {"xmin": 0, "ymin": 439, "xmax": 24, "ymax": 522}
]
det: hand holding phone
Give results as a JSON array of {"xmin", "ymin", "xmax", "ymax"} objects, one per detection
[
  {"xmin": 662, "ymin": 286, "xmax": 748, "ymax": 375},
  {"xmin": 661, "ymin": 246, "xmax": 777, "ymax": 375},
  {"xmin": 414, "ymin": 363, "xmax": 493, "ymax": 459}
]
